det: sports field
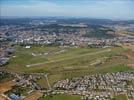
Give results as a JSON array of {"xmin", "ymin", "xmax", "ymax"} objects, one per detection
[{"xmin": 5, "ymin": 45, "xmax": 134, "ymax": 87}]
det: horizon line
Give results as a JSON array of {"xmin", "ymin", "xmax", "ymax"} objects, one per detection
[{"xmin": 1, "ymin": 16, "xmax": 134, "ymax": 21}]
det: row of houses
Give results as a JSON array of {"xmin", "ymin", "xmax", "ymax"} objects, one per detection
[{"xmin": 53, "ymin": 72, "xmax": 134, "ymax": 100}]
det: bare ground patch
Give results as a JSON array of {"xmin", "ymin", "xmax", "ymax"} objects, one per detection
[{"xmin": 0, "ymin": 81, "xmax": 15, "ymax": 94}]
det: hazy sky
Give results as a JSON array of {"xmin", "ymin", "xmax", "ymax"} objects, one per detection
[{"xmin": 1, "ymin": 0, "xmax": 134, "ymax": 19}]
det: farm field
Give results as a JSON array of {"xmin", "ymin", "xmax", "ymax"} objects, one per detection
[
  {"xmin": 24, "ymin": 91, "xmax": 43, "ymax": 100},
  {"xmin": 0, "ymin": 81, "xmax": 15, "ymax": 94},
  {"xmin": 5, "ymin": 45, "xmax": 134, "ymax": 86}
]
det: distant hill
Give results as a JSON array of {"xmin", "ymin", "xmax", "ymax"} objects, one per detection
[{"xmin": 1, "ymin": 17, "xmax": 134, "ymax": 26}]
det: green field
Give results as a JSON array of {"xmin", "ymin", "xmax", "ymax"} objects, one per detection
[
  {"xmin": 40, "ymin": 94, "xmax": 128, "ymax": 100},
  {"xmin": 6, "ymin": 45, "xmax": 127, "ymax": 72},
  {"xmin": 40, "ymin": 94, "xmax": 81, "ymax": 100},
  {"xmin": 5, "ymin": 45, "xmax": 134, "ymax": 87},
  {"xmin": 114, "ymin": 94, "xmax": 128, "ymax": 100}
]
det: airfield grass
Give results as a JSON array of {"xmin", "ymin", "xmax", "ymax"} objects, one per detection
[
  {"xmin": 36, "ymin": 76, "xmax": 49, "ymax": 90},
  {"xmin": 40, "ymin": 94, "xmax": 128, "ymax": 100},
  {"xmin": 114, "ymin": 94, "xmax": 128, "ymax": 100},
  {"xmin": 5, "ymin": 45, "xmax": 134, "ymax": 87},
  {"xmin": 6, "ymin": 45, "xmax": 106, "ymax": 72},
  {"xmin": 40, "ymin": 94, "xmax": 81, "ymax": 100}
]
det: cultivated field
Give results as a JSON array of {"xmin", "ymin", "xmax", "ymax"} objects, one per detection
[
  {"xmin": 24, "ymin": 91, "xmax": 43, "ymax": 100},
  {"xmin": 0, "ymin": 94, "xmax": 7, "ymax": 100}
]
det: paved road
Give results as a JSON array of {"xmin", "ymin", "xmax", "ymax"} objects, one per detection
[{"xmin": 26, "ymin": 49, "xmax": 111, "ymax": 67}]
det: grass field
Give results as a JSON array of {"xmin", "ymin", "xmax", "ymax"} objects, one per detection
[
  {"xmin": 40, "ymin": 94, "xmax": 128, "ymax": 100},
  {"xmin": 114, "ymin": 94, "xmax": 128, "ymax": 100},
  {"xmin": 6, "ymin": 45, "xmax": 127, "ymax": 72},
  {"xmin": 40, "ymin": 94, "xmax": 81, "ymax": 100},
  {"xmin": 5, "ymin": 45, "xmax": 134, "ymax": 87}
]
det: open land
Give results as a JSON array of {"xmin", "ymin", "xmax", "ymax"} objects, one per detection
[
  {"xmin": 24, "ymin": 91, "xmax": 43, "ymax": 100},
  {"xmin": 121, "ymin": 43, "xmax": 134, "ymax": 51},
  {"xmin": 0, "ymin": 81, "xmax": 15, "ymax": 94},
  {"xmin": 4, "ymin": 45, "xmax": 134, "ymax": 87},
  {"xmin": 114, "ymin": 94, "xmax": 128, "ymax": 100},
  {"xmin": 0, "ymin": 94, "xmax": 7, "ymax": 100},
  {"xmin": 40, "ymin": 94, "xmax": 81, "ymax": 100}
]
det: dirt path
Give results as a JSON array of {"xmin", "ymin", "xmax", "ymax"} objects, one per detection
[{"xmin": 45, "ymin": 74, "xmax": 51, "ymax": 90}]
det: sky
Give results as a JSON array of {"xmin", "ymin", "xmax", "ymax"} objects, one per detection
[{"xmin": 1, "ymin": 0, "xmax": 134, "ymax": 20}]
